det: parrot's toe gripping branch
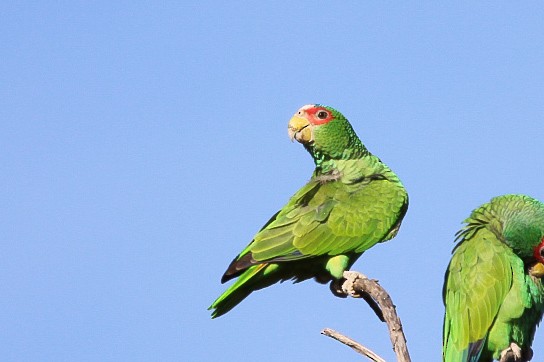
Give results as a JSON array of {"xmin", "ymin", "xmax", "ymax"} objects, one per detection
[
  {"xmin": 341, "ymin": 271, "xmax": 366, "ymax": 298},
  {"xmin": 499, "ymin": 342, "xmax": 527, "ymax": 362},
  {"xmin": 331, "ymin": 271, "xmax": 385, "ymax": 322},
  {"xmin": 329, "ymin": 271, "xmax": 367, "ymax": 298}
]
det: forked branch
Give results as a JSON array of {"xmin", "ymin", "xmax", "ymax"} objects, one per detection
[{"xmin": 322, "ymin": 271, "xmax": 411, "ymax": 362}]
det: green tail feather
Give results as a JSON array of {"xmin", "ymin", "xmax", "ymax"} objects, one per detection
[{"xmin": 209, "ymin": 264, "xmax": 278, "ymax": 318}]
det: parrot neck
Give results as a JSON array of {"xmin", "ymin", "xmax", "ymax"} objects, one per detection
[
  {"xmin": 307, "ymin": 141, "xmax": 368, "ymax": 171},
  {"xmin": 307, "ymin": 142, "xmax": 395, "ymax": 183}
]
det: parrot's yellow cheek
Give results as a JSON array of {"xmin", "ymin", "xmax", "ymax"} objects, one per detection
[{"xmin": 529, "ymin": 262, "xmax": 544, "ymax": 278}]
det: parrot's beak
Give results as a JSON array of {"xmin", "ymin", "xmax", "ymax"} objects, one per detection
[
  {"xmin": 529, "ymin": 262, "xmax": 544, "ymax": 278},
  {"xmin": 288, "ymin": 116, "xmax": 312, "ymax": 144}
]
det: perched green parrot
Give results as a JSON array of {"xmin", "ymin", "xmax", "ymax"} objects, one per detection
[
  {"xmin": 209, "ymin": 104, "xmax": 408, "ymax": 318},
  {"xmin": 443, "ymin": 194, "xmax": 544, "ymax": 361}
]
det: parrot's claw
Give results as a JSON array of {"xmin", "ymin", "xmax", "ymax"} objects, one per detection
[
  {"xmin": 328, "ymin": 271, "xmax": 365, "ymax": 298},
  {"xmin": 341, "ymin": 271, "xmax": 366, "ymax": 298},
  {"xmin": 330, "ymin": 271, "xmax": 385, "ymax": 322},
  {"xmin": 329, "ymin": 279, "xmax": 348, "ymax": 298},
  {"xmin": 500, "ymin": 343, "xmax": 524, "ymax": 361}
]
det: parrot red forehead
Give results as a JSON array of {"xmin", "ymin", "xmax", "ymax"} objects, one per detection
[{"xmin": 300, "ymin": 105, "xmax": 334, "ymax": 125}]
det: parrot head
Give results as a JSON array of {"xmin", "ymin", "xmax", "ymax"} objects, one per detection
[
  {"xmin": 288, "ymin": 104, "xmax": 364, "ymax": 161},
  {"xmin": 288, "ymin": 104, "xmax": 336, "ymax": 144}
]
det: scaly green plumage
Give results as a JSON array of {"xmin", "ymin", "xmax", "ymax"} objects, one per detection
[
  {"xmin": 209, "ymin": 104, "xmax": 408, "ymax": 318},
  {"xmin": 443, "ymin": 194, "xmax": 544, "ymax": 361}
]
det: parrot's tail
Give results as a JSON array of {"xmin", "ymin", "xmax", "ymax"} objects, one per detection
[{"xmin": 209, "ymin": 263, "xmax": 279, "ymax": 318}]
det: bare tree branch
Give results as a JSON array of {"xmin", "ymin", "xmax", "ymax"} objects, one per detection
[
  {"xmin": 323, "ymin": 271, "xmax": 411, "ymax": 362},
  {"xmin": 321, "ymin": 328, "xmax": 386, "ymax": 362}
]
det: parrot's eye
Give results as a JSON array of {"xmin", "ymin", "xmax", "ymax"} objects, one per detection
[
  {"xmin": 540, "ymin": 246, "xmax": 544, "ymax": 258},
  {"xmin": 316, "ymin": 110, "xmax": 329, "ymax": 120}
]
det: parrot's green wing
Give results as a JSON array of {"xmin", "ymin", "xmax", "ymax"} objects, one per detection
[
  {"xmin": 227, "ymin": 175, "xmax": 407, "ymax": 279},
  {"xmin": 443, "ymin": 227, "xmax": 514, "ymax": 361}
]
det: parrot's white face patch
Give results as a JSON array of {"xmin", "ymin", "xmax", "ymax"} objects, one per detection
[{"xmin": 295, "ymin": 104, "xmax": 315, "ymax": 116}]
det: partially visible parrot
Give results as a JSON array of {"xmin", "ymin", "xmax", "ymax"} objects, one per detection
[
  {"xmin": 209, "ymin": 104, "xmax": 408, "ymax": 318},
  {"xmin": 443, "ymin": 194, "xmax": 544, "ymax": 361}
]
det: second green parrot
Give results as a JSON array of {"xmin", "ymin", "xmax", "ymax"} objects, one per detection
[
  {"xmin": 209, "ymin": 104, "xmax": 408, "ymax": 318},
  {"xmin": 443, "ymin": 194, "xmax": 544, "ymax": 361}
]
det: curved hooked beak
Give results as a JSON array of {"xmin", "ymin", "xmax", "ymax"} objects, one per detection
[
  {"xmin": 529, "ymin": 262, "xmax": 544, "ymax": 278},
  {"xmin": 288, "ymin": 116, "xmax": 313, "ymax": 144}
]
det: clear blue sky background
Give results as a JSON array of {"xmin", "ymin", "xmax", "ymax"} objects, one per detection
[{"xmin": 2, "ymin": 2, "xmax": 543, "ymax": 361}]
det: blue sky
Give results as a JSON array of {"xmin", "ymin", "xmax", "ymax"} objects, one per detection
[{"xmin": 2, "ymin": 2, "xmax": 544, "ymax": 361}]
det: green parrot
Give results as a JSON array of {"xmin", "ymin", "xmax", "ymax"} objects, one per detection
[
  {"xmin": 209, "ymin": 104, "xmax": 408, "ymax": 318},
  {"xmin": 443, "ymin": 194, "xmax": 544, "ymax": 361}
]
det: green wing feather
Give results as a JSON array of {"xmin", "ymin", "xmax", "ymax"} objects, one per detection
[
  {"xmin": 250, "ymin": 176, "xmax": 407, "ymax": 263},
  {"xmin": 443, "ymin": 227, "xmax": 514, "ymax": 361}
]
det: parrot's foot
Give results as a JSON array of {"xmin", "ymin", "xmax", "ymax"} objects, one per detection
[
  {"xmin": 331, "ymin": 271, "xmax": 385, "ymax": 322},
  {"xmin": 328, "ymin": 271, "xmax": 365, "ymax": 298},
  {"xmin": 500, "ymin": 343, "xmax": 525, "ymax": 362},
  {"xmin": 341, "ymin": 271, "xmax": 366, "ymax": 298},
  {"xmin": 329, "ymin": 271, "xmax": 368, "ymax": 298}
]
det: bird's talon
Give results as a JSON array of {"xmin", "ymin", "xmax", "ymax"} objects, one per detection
[
  {"xmin": 341, "ymin": 271, "xmax": 366, "ymax": 298},
  {"xmin": 500, "ymin": 343, "xmax": 523, "ymax": 361},
  {"xmin": 329, "ymin": 279, "xmax": 348, "ymax": 298}
]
